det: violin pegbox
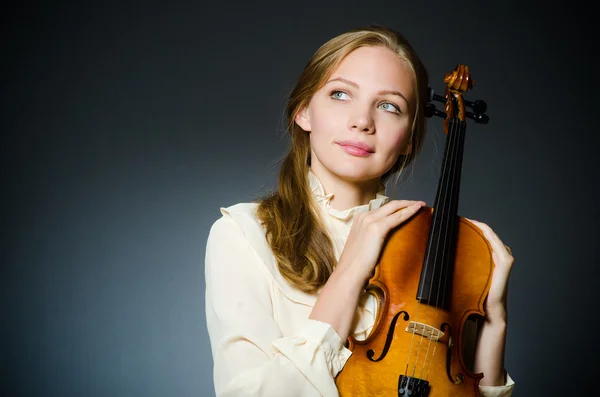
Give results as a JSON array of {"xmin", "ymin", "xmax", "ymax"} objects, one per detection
[{"xmin": 425, "ymin": 64, "xmax": 489, "ymax": 132}]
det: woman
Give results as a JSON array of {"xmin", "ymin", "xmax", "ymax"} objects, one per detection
[{"xmin": 205, "ymin": 25, "xmax": 515, "ymax": 396}]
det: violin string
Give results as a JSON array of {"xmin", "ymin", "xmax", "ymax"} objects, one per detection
[
  {"xmin": 426, "ymin": 114, "xmax": 458, "ymax": 380},
  {"xmin": 410, "ymin": 328, "xmax": 424, "ymax": 378},
  {"xmin": 423, "ymin": 330, "xmax": 440, "ymax": 381},
  {"xmin": 404, "ymin": 100, "xmax": 460, "ymax": 382},
  {"xmin": 436, "ymin": 116, "xmax": 461, "ymax": 311},
  {"xmin": 401, "ymin": 119, "xmax": 443, "ymax": 381},
  {"xmin": 432, "ymin": 114, "xmax": 464, "ymax": 380},
  {"xmin": 402, "ymin": 149, "xmax": 442, "ymax": 380},
  {"xmin": 420, "ymin": 331, "xmax": 435, "ymax": 380},
  {"xmin": 403, "ymin": 313, "xmax": 420, "ymax": 379},
  {"xmin": 427, "ymin": 323, "xmax": 446, "ymax": 379},
  {"xmin": 442, "ymin": 119, "xmax": 464, "ymax": 310},
  {"xmin": 422, "ymin": 109, "xmax": 461, "ymax": 381}
]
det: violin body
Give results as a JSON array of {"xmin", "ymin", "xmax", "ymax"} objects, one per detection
[{"xmin": 335, "ymin": 208, "xmax": 494, "ymax": 396}]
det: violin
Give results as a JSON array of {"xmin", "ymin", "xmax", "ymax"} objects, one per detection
[{"xmin": 335, "ymin": 65, "xmax": 492, "ymax": 396}]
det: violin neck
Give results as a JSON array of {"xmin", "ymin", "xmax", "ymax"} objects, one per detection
[
  {"xmin": 432, "ymin": 118, "xmax": 466, "ymax": 223},
  {"xmin": 416, "ymin": 119, "xmax": 467, "ymax": 310}
]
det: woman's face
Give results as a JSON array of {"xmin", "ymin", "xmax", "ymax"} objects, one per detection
[{"xmin": 295, "ymin": 45, "xmax": 416, "ymax": 184}]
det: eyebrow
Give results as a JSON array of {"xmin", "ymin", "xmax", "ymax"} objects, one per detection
[{"xmin": 325, "ymin": 77, "xmax": 409, "ymax": 104}]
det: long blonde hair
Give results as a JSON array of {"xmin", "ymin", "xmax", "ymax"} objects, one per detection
[{"xmin": 256, "ymin": 25, "xmax": 429, "ymax": 293}]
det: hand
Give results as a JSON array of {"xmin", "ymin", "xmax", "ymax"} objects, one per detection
[
  {"xmin": 467, "ymin": 218, "xmax": 514, "ymax": 322},
  {"xmin": 339, "ymin": 200, "xmax": 426, "ymax": 284}
]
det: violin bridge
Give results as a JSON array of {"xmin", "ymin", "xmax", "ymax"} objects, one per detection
[{"xmin": 405, "ymin": 321, "xmax": 445, "ymax": 341}]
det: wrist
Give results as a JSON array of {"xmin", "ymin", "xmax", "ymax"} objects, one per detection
[
  {"xmin": 484, "ymin": 305, "xmax": 507, "ymax": 326},
  {"xmin": 335, "ymin": 258, "xmax": 372, "ymax": 291},
  {"xmin": 310, "ymin": 261, "xmax": 366, "ymax": 341}
]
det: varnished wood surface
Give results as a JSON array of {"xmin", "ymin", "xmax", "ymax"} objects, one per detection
[{"xmin": 335, "ymin": 208, "xmax": 494, "ymax": 396}]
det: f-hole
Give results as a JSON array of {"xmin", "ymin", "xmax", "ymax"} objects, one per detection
[{"xmin": 367, "ymin": 310, "xmax": 409, "ymax": 362}]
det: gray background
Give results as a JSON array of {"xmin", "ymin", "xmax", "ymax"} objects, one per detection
[{"xmin": 3, "ymin": 1, "xmax": 598, "ymax": 396}]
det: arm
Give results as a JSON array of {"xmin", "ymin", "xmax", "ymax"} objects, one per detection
[
  {"xmin": 310, "ymin": 200, "xmax": 426, "ymax": 342},
  {"xmin": 467, "ymin": 219, "xmax": 516, "ymax": 396},
  {"xmin": 474, "ymin": 312, "xmax": 515, "ymax": 397},
  {"xmin": 205, "ymin": 215, "xmax": 349, "ymax": 397},
  {"xmin": 474, "ymin": 308, "xmax": 508, "ymax": 386},
  {"xmin": 308, "ymin": 259, "xmax": 366, "ymax": 341}
]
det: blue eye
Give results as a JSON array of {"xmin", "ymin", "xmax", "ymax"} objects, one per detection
[
  {"xmin": 331, "ymin": 90, "xmax": 350, "ymax": 100},
  {"xmin": 379, "ymin": 102, "xmax": 400, "ymax": 113}
]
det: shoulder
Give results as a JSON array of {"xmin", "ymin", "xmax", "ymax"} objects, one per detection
[
  {"xmin": 208, "ymin": 202, "xmax": 263, "ymax": 240},
  {"xmin": 207, "ymin": 202, "xmax": 264, "ymax": 256},
  {"xmin": 205, "ymin": 202, "xmax": 270, "ymax": 283},
  {"xmin": 206, "ymin": 201, "xmax": 274, "ymax": 277},
  {"xmin": 206, "ymin": 201, "xmax": 316, "ymax": 306},
  {"xmin": 220, "ymin": 202, "xmax": 261, "ymax": 223}
]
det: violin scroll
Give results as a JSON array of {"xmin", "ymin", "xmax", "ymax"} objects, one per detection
[
  {"xmin": 425, "ymin": 64, "xmax": 489, "ymax": 128},
  {"xmin": 443, "ymin": 64, "xmax": 474, "ymax": 94}
]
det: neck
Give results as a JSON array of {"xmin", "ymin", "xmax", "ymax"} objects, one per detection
[{"xmin": 310, "ymin": 164, "xmax": 381, "ymax": 211}]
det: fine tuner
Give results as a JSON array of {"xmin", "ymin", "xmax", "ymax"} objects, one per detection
[{"xmin": 425, "ymin": 86, "xmax": 489, "ymax": 124}]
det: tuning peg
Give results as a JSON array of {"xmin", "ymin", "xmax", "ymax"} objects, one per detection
[
  {"xmin": 424, "ymin": 103, "xmax": 446, "ymax": 119},
  {"xmin": 426, "ymin": 87, "xmax": 446, "ymax": 104},
  {"xmin": 426, "ymin": 87, "xmax": 487, "ymax": 114},
  {"xmin": 466, "ymin": 111, "xmax": 489, "ymax": 124},
  {"xmin": 469, "ymin": 99, "xmax": 487, "ymax": 114}
]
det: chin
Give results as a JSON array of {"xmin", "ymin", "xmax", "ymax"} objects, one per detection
[{"xmin": 328, "ymin": 162, "xmax": 383, "ymax": 182}]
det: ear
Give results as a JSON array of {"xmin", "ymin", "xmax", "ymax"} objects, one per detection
[{"xmin": 294, "ymin": 106, "xmax": 312, "ymax": 132}]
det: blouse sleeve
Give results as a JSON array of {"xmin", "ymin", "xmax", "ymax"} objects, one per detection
[
  {"xmin": 205, "ymin": 214, "xmax": 351, "ymax": 397},
  {"xmin": 479, "ymin": 375, "xmax": 515, "ymax": 397}
]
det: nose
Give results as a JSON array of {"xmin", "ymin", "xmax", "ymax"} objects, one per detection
[{"xmin": 348, "ymin": 106, "xmax": 375, "ymax": 134}]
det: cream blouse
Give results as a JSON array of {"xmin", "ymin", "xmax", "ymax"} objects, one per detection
[{"xmin": 205, "ymin": 170, "xmax": 515, "ymax": 396}]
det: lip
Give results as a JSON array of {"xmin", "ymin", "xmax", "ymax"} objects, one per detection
[{"xmin": 336, "ymin": 140, "xmax": 375, "ymax": 153}]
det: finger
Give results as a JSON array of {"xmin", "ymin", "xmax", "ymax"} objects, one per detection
[
  {"xmin": 370, "ymin": 199, "xmax": 426, "ymax": 221},
  {"xmin": 467, "ymin": 218, "xmax": 513, "ymax": 259},
  {"xmin": 383, "ymin": 202, "xmax": 424, "ymax": 227},
  {"xmin": 466, "ymin": 218, "xmax": 500, "ymax": 244}
]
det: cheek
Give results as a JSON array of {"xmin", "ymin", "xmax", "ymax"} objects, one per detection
[
  {"xmin": 309, "ymin": 106, "xmax": 341, "ymax": 139},
  {"xmin": 382, "ymin": 127, "xmax": 411, "ymax": 157},
  {"xmin": 393, "ymin": 132, "xmax": 409, "ymax": 150}
]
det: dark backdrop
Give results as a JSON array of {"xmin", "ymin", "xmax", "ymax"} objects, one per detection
[{"xmin": 3, "ymin": 1, "xmax": 598, "ymax": 396}]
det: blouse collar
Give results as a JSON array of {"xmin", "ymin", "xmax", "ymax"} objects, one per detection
[{"xmin": 308, "ymin": 169, "xmax": 389, "ymax": 222}]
